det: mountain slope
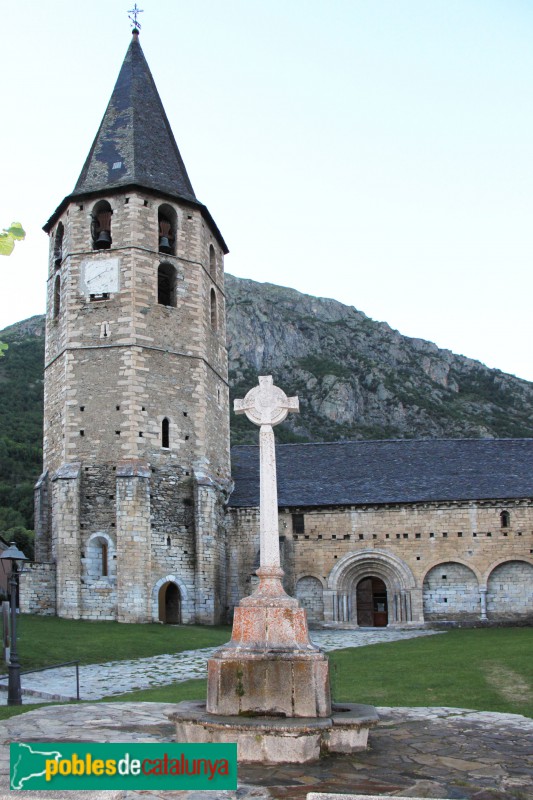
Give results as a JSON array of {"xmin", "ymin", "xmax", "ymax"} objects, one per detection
[
  {"xmin": 1, "ymin": 276, "xmax": 533, "ymax": 530},
  {"xmin": 225, "ymin": 274, "xmax": 533, "ymax": 443}
]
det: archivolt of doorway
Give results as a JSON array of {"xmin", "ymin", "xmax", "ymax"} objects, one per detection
[{"xmin": 325, "ymin": 550, "xmax": 422, "ymax": 626}]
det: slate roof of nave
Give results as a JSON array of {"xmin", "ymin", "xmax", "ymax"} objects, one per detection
[{"xmin": 229, "ymin": 438, "xmax": 533, "ymax": 508}]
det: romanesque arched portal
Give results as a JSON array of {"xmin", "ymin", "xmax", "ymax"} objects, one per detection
[{"xmin": 326, "ymin": 550, "xmax": 419, "ymax": 625}]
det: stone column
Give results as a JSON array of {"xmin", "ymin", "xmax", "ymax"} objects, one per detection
[
  {"xmin": 194, "ymin": 476, "xmax": 220, "ymax": 625},
  {"xmin": 480, "ymin": 588, "xmax": 488, "ymax": 621},
  {"xmin": 323, "ymin": 590, "xmax": 336, "ymax": 623},
  {"xmin": 34, "ymin": 470, "xmax": 51, "ymax": 562},
  {"xmin": 342, "ymin": 594, "xmax": 349, "ymax": 622},
  {"xmin": 53, "ymin": 463, "xmax": 82, "ymax": 619},
  {"xmin": 116, "ymin": 461, "xmax": 151, "ymax": 623}
]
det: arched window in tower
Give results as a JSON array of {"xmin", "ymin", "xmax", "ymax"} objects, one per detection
[
  {"xmin": 91, "ymin": 200, "xmax": 113, "ymax": 250},
  {"xmin": 210, "ymin": 288, "xmax": 217, "ymax": 331},
  {"xmin": 158, "ymin": 204, "xmax": 177, "ymax": 255},
  {"xmin": 158, "ymin": 263, "xmax": 177, "ymax": 307},
  {"xmin": 500, "ymin": 510, "xmax": 510, "ymax": 528},
  {"xmin": 54, "ymin": 222, "xmax": 64, "ymax": 268},
  {"xmin": 53, "ymin": 274, "xmax": 61, "ymax": 319},
  {"xmin": 209, "ymin": 244, "xmax": 216, "ymax": 279},
  {"xmin": 162, "ymin": 417, "xmax": 170, "ymax": 448}
]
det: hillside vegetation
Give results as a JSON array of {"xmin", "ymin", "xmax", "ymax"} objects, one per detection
[
  {"xmin": 1, "ymin": 276, "xmax": 533, "ymax": 539},
  {"xmin": 226, "ymin": 275, "xmax": 533, "ymax": 443}
]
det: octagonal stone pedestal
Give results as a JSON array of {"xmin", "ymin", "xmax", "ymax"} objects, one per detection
[
  {"xmin": 168, "ymin": 702, "xmax": 379, "ymax": 764},
  {"xmin": 206, "ymin": 568, "xmax": 332, "ymax": 718}
]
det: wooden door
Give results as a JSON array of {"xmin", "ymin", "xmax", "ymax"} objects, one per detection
[
  {"xmin": 356, "ymin": 577, "xmax": 388, "ymax": 627},
  {"xmin": 165, "ymin": 583, "xmax": 181, "ymax": 624}
]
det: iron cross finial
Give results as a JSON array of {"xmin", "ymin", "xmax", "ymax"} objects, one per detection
[{"xmin": 128, "ymin": 3, "xmax": 144, "ymax": 31}]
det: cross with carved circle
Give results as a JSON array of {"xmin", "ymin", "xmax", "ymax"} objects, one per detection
[{"xmin": 234, "ymin": 375, "xmax": 299, "ymax": 428}]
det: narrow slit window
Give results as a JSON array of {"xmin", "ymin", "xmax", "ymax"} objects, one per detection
[
  {"xmin": 210, "ymin": 288, "xmax": 217, "ymax": 331},
  {"xmin": 53, "ymin": 274, "xmax": 61, "ymax": 319},
  {"xmin": 162, "ymin": 417, "xmax": 170, "ymax": 448},
  {"xmin": 101, "ymin": 542, "xmax": 108, "ymax": 577},
  {"xmin": 500, "ymin": 511, "xmax": 510, "ymax": 528}
]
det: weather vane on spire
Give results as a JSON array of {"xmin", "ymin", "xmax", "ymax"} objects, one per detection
[{"xmin": 128, "ymin": 3, "xmax": 144, "ymax": 31}]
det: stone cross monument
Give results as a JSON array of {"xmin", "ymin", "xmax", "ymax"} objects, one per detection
[
  {"xmin": 171, "ymin": 377, "xmax": 378, "ymax": 762},
  {"xmin": 234, "ymin": 374, "xmax": 298, "ymax": 576},
  {"xmin": 206, "ymin": 376, "xmax": 331, "ymax": 718}
]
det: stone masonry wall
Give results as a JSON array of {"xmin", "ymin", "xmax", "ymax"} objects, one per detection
[
  {"xmin": 53, "ymin": 464, "xmax": 82, "ymax": 619},
  {"xmin": 150, "ymin": 469, "xmax": 196, "ymax": 622},
  {"xmin": 423, "ymin": 562, "xmax": 480, "ymax": 620},
  {"xmin": 194, "ymin": 481, "xmax": 228, "ymax": 624},
  {"xmin": 227, "ymin": 499, "xmax": 533, "ymax": 623},
  {"xmin": 20, "ymin": 563, "xmax": 56, "ymax": 615},
  {"xmin": 486, "ymin": 560, "xmax": 533, "ymax": 620},
  {"xmin": 116, "ymin": 462, "xmax": 152, "ymax": 623}
]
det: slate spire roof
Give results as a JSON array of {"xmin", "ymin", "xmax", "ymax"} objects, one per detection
[
  {"xmin": 74, "ymin": 30, "xmax": 196, "ymax": 202},
  {"xmin": 44, "ymin": 32, "xmax": 227, "ymax": 250}
]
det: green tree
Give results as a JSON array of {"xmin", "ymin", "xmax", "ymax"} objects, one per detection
[
  {"xmin": 0, "ymin": 222, "xmax": 26, "ymax": 357},
  {"xmin": 0, "ymin": 222, "xmax": 25, "ymax": 257}
]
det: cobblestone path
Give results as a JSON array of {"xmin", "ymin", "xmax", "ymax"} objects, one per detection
[
  {"xmin": 1, "ymin": 628, "xmax": 442, "ymax": 702},
  {"xmin": 1, "ymin": 702, "xmax": 532, "ymax": 800}
]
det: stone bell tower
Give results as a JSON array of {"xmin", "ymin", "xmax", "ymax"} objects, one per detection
[{"xmin": 28, "ymin": 30, "xmax": 231, "ymax": 624}]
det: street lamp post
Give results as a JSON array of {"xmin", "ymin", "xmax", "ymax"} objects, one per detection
[{"xmin": 0, "ymin": 543, "xmax": 28, "ymax": 705}]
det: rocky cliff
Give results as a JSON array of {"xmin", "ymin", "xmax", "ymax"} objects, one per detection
[{"xmin": 225, "ymin": 274, "xmax": 533, "ymax": 443}]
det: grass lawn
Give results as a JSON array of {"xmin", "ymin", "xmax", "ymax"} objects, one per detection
[
  {"xmin": 329, "ymin": 627, "xmax": 533, "ymax": 718},
  {"xmin": 0, "ymin": 623, "xmax": 531, "ymax": 722},
  {"xmin": 104, "ymin": 627, "xmax": 533, "ymax": 718},
  {"xmin": 0, "ymin": 614, "xmax": 231, "ymax": 673}
]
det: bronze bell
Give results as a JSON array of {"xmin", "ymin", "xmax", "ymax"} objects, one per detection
[
  {"xmin": 159, "ymin": 219, "xmax": 173, "ymax": 254},
  {"xmin": 159, "ymin": 235, "xmax": 172, "ymax": 253},
  {"xmin": 95, "ymin": 230, "xmax": 112, "ymax": 249}
]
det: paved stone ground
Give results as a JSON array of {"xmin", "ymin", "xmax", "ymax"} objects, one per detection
[
  {"xmin": 0, "ymin": 629, "xmax": 443, "ymax": 702},
  {"xmin": 1, "ymin": 702, "xmax": 532, "ymax": 800}
]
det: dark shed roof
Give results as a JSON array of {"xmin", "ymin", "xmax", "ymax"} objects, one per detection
[{"xmin": 229, "ymin": 439, "xmax": 533, "ymax": 508}]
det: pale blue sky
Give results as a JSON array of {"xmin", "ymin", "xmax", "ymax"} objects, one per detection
[{"xmin": 1, "ymin": 1, "xmax": 532, "ymax": 381}]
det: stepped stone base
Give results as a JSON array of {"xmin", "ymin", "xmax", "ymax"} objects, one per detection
[
  {"xmin": 169, "ymin": 701, "xmax": 379, "ymax": 764},
  {"xmin": 173, "ymin": 567, "xmax": 380, "ymax": 763}
]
